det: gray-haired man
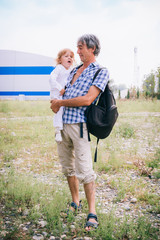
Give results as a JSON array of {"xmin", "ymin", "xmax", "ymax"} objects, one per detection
[{"xmin": 50, "ymin": 34, "xmax": 109, "ymax": 231}]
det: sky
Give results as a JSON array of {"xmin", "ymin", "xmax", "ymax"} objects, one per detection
[{"xmin": 0, "ymin": 0, "xmax": 160, "ymax": 88}]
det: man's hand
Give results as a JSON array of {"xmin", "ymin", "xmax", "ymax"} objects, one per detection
[{"xmin": 50, "ymin": 99, "xmax": 61, "ymax": 113}]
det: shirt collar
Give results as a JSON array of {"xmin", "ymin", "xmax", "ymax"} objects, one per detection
[
  {"xmin": 75, "ymin": 61, "xmax": 98, "ymax": 70},
  {"xmin": 90, "ymin": 61, "xmax": 99, "ymax": 67}
]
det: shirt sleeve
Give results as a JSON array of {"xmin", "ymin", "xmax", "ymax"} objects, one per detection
[
  {"xmin": 92, "ymin": 68, "xmax": 109, "ymax": 92},
  {"xmin": 49, "ymin": 65, "xmax": 63, "ymax": 92}
]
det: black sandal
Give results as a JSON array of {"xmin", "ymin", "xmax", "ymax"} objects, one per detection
[
  {"xmin": 85, "ymin": 213, "xmax": 98, "ymax": 230},
  {"xmin": 66, "ymin": 200, "xmax": 82, "ymax": 215}
]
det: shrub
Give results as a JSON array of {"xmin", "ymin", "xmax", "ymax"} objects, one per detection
[{"xmin": 116, "ymin": 123, "xmax": 135, "ymax": 138}]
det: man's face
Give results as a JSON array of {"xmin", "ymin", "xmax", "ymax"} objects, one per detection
[{"xmin": 77, "ymin": 42, "xmax": 94, "ymax": 63}]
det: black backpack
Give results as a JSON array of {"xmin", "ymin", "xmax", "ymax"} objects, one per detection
[{"xmin": 85, "ymin": 68, "xmax": 119, "ymax": 162}]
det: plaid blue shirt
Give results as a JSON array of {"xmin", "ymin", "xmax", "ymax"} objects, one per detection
[{"xmin": 62, "ymin": 61, "xmax": 109, "ymax": 124}]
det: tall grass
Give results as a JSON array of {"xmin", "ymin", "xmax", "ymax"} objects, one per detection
[
  {"xmin": 0, "ymin": 100, "xmax": 52, "ymax": 117},
  {"xmin": 0, "ymin": 99, "xmax": 160, "ymax": 117},
  {"xmin": 0, "ymin": 170, "xmax": 69, "ymax": 235},
  {"xmin": 117, "ymin": 99, "xmax": 160, "ymax": 112},
  {"xmin": 0, "ymin": 117, "xmax": 57, "ymax": 173},
  {"xmin": 90, "ymin": 212, "xmax": 159, "ymax": 240},
  {"xmin": 0, "ymin": 99, "xmax": 160, "ymax": 239},
  {"xmin": 0, "ymin": 171, "xmax": 159, "ymax": 239}
]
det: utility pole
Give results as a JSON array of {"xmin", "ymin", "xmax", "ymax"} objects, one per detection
[{"xmin": 133, "ymin": 47, "xmax": 140, "ymax": 88}]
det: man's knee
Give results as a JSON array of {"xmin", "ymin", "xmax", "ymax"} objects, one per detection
[
  {"xmin": 78, "ymin": 173, "xmax": 96, "ymax": 184},
  {"xmin": 62, "ymin": 167, "xmax": 75, "ymax": 177}
]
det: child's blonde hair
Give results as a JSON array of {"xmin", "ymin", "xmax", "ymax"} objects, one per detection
[{"xmin": 56, "ymin": 48, "xmax": 74, "ymax": 65}]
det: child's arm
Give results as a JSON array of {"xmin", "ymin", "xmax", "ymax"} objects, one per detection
[
  {"xmin": 49, "ymin": 69, "xmax": 62, "ymax": 91},
  {"xmin": 49, "ymin": 66, "xmax": 63, "ymax": 99}
]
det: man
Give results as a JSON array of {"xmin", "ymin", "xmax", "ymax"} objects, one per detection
[{"xmin": 50, "ymin": 34, "xmax": 109, "ymax": 231}]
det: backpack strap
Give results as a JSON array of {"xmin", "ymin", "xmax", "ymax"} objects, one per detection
[
  {"xmin": 80, "ymin": 122, "xmax": 83, "ymax": 138},
  {"xmin": 81, "ymin": 68, "xmax": 104, "ymax": 163},
  {"xmin": 82, "ymin": 68, "xmax": 104, "ymax": 141},
  {"xmin": 89, "ymin": 68, "xmax": 105, "ymax": 162},
  {"xmin": 92, "ymin": 68, "xmax": 103, "ymax": 82},
  {"xmin": 94, "ymin": 138, "xmax": 99, "ymax": 162}
]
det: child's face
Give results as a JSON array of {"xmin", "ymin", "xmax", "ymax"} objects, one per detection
[{"xmin": 60, "ymin": 51, "xmax": 74, "ymax": 69}]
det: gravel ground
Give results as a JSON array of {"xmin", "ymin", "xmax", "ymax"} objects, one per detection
[{"xmin": 0, "ymin": 112, "xmax": 160, "ymax": 239}]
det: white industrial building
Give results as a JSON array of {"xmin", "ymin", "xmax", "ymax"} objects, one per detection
[{"xmin": 0, "ymin": 50, "xmax": 56, "ymax": 100}]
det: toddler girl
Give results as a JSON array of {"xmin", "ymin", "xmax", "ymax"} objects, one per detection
[{"xmin": 49, "ymin": 49, "xmax": 74, "ymax": 142}]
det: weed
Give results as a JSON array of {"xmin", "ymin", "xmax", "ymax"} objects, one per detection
[
  {"xmin": 1, "ymin": 227, "xmax": 19, "ymax": 240},
  {"xmin": 117, "ymin": 99, "xmax": 160, "ymax": 112},
  {"xmin": 3, "ymin": 151, "xmax": 17, "ymax": 162},
  {"xmin": 0, "ymin": 101, "xmax": 10, "ymax": 113},
  {"xmin": 147, "ymin": 149, "xmax": 160, "ymax": 169},
  {"xmin": 0, "ymin": 171, "xmax": 70, "ymax": 235},
  {"xmin": 152, "ymin": 170, "xmax": 160, "ymax": 179},
  {"xmin": 0, "ymin": 100, "xmax": 52, "ymax": 117},
  {"xmin": 148, "ymin": 204, "xmax": 160, "ymax": 214},
  {"xmin": 96, "ymin": 151, "xmax": 125, "ymax": 174},
  {"xmin": 134, "ymin": 159, "xmax": 153, "ymax": 176},
  {"xmin": 89, "ymin": 212, "xmax": 159, "ymax": 240},
  {"xmin": 138, "ymin": 192, "xmax": 160, "ymax": 213},
  {"xmin": 116, "ymin": 123, "xmax": 135, "ymax": 138}
]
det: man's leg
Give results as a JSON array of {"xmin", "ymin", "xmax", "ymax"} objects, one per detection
[
  {"xmin": 84, "ymin": 181, "xmax": 98, "ymax": 231},
  {"xmin": 67, "ymin": 176, "xmax": 80, "ymax": 209},
  {"xmin": 57, "ymin": 125, "xmax": 78, "ymax": 211}
]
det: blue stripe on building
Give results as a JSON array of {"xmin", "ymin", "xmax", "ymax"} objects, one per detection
[
  {"xmin": 0, "ymin": 91, "xmax": 50, "ymax": 96},
  {"xmin": 0, "ymin": 66, "xmax": 55, "ymax": 75}
]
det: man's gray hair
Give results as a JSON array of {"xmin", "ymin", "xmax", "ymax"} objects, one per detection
[{"xmin": 77, "ymin": 34, "xmax": 101, "ymax": 56}]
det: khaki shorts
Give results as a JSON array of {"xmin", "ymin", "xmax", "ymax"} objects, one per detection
[{"xmin": 57, "ymin": 123, "xmax": 96, "ymax": 184}]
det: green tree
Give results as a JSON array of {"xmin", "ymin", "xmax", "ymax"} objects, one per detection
[
  {"xmin": 137, "ymin": 89, "xmax": 140, "ymax": 99},
  {"xmin": 118, "ymin": 89, "xmax": 121, "ymax": 99},
  {"xmin": 127, "ymin": 89, "xmax": 130, "ymax": 99},
  {"xmin": 130, "ymin": 87, "xmax": 137, "ymax": 98},
  {"xmin": 142, "ymin": 72, "xmax": 155, "ymax": 98},
  {"xmin": 157, "ymin": 67, "xmax": 160, "ymax": 99}
]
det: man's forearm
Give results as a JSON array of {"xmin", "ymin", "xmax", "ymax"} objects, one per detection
[
  {"xmin": 59, "ymin": 85, "xmax": 101, "ymax": 108},
  {"xmin": 50, "ymin": 95, "xmax": 91, "ymax": 113},
  {"xmin": 59, "ymin": 95, "xmax": 91, "ymax": 108},
  {"xmin": 50, "ymin": 85, "xmax": 101, "ymax": 113}
]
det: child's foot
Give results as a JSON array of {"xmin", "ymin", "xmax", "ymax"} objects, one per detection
[{"xmin": 55, "ymin": 132, "xmax": 62, "ymax": 142}]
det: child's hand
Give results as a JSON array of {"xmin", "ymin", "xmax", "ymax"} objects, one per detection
[{"xmin": 60, "ymin": 88, "xmax": 65, "ymax": 96}]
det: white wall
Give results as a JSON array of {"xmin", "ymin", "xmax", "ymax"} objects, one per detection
[
  {"xmin": 0, "ymin": 50, "xmax": 55, "ymax": 66},
  {"xmin": 0, "ymin": 50, "xmax": 56, "ymax": 100}
]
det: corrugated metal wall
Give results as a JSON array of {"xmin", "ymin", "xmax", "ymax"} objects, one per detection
[{"xmin": 0, "ymin": 50, "xmax": 56, "ymax": 100}]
